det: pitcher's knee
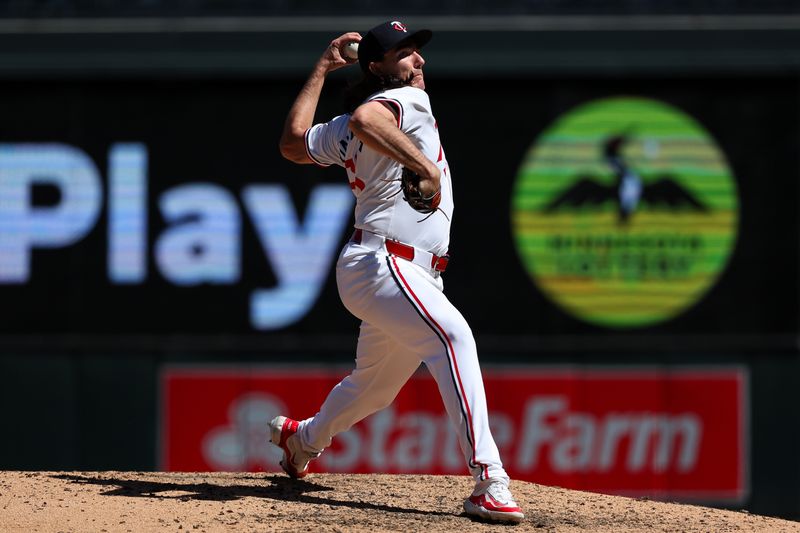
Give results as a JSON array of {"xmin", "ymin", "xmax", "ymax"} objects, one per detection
[
  {"xmin": 354, "ymin": 386, "xmax": 401, "ymax": 414},
  {"xmin": 422, "ymin": 318, "xmax": 477, "ymax": 357},
  {"xmin": 443, "ymin": 318, "xmax": 476, "ymax": 349}
]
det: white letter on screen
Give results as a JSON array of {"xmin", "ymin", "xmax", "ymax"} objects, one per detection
[
  {"xmin": 155, "ymin": 183, "xmax": 241, "ymax": 285},
  {"xmin": 108, "ymin": 143, "xmax": 148, "ymax": 283},
  {"xmin": 0, "ymin": 143, "xmax": 101, "ymax": 282},
  {"xmin": 243, "ymin": 184, "xmax": 353, "ymax": 330}
]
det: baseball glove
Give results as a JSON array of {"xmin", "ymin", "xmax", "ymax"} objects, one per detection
[{"xmin": 400, "ymin": 167, "xmax": 441, "ymax": 213}]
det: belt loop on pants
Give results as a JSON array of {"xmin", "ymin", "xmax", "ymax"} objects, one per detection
[{"xmin": 351, "ymin": 228, "xmax": 449, "ymax": 273}]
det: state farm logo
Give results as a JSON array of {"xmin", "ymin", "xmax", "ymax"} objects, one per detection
[
  {"xmin": 162, "ymin": 368, "xmax": 746, "ymax": 501},
  {"xmin": 511, "ymin": 97, "xmax": 739, "ymax": 328}
]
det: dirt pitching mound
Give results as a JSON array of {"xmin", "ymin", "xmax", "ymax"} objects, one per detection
[{"xmin": 1, "ymin": 471, "xmax": 798, "ymax": 532}]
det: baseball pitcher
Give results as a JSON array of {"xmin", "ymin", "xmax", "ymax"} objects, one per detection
[{"xmin": 270, "ymin": 20, "xmax": 524, "ymax": 523}]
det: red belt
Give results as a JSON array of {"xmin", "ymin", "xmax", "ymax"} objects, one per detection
[{"xmin": 353, "ymin": 228, "xmax": 449, "ymax": 273}]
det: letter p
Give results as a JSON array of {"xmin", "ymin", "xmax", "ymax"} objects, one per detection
[{"xmin": 0, "ymin": 144, "xmax": 101, "ymax": 282}]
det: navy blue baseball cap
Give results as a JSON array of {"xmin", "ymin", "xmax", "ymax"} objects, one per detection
[{"xmin": 358, "ymin": 20, "xmax": 433, "ymax": 73}]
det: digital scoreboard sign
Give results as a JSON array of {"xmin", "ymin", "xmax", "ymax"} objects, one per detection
[{"xmin": 0, "ymin": 78, "xmax": 795, "ymax": 342}]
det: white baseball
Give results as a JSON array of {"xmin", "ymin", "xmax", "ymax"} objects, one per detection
[{"xmin": 343, "ymin": 42, "xmax": 359, "ymax": 60}]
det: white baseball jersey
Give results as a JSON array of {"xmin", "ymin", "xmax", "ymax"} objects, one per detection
[{"xmin": 305, "ymin": 86, "xmax": 453, "ymax": 256}]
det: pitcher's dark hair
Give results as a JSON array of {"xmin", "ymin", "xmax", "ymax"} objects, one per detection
[{"xmin": 344, "ymin": 71, "xmax": 414, "ymax": 113}]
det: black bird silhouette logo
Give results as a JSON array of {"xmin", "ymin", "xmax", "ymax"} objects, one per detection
[{"xmin": 543, "ymin": 134, "xmax": 707, "ymax": 223}]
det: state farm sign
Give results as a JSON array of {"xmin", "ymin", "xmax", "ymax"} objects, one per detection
[{"xmin": 161, "ymin": 366, "xmax": 747, "ymax": 502}]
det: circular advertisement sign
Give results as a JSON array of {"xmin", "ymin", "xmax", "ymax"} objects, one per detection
[{"xmin": 511, "ymin": 97, "xmax": 739, "ymax": 328}]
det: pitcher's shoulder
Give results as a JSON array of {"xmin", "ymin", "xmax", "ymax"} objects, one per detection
[{"xmin": 373, "ymin": 86, "xmax": 430, "ymax": 107}]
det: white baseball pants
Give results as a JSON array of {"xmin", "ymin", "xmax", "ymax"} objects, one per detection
[{"xmin": 299, "ymin": 238, "xmax": 509, "ymax": 483}]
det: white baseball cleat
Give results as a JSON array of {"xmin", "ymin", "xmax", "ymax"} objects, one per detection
[
  {"xmin": 463, "ymin": 479, "xmax": 525, "ymax": 523},
  {"xmin": 268, "ymin": 415, "xmax": 320, "ymax": 479}
]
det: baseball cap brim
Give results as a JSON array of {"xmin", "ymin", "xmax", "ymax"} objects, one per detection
[{"xmin": 401, "ymin": 29, "xmax": 432, "ymax": 51}]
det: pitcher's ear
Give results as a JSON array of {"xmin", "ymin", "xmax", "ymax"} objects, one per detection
[{"xmin": 368, "ymin": 61, "xmax": 382, "ymax": 77}]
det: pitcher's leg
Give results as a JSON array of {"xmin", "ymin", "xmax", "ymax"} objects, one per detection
[
  {"xmin": 300, "ymin": 322, "xmax": 421, "ymax": 452},
  {"xmin": 385, "ymin": 256, "xmax": 509, "ymax": 483},
  {"xmin": 424, "ymin": 335, "xmax": 508, "ymax": 482}
]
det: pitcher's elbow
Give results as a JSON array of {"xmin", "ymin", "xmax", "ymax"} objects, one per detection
[
  {"xmin": 278, "ymin": 139, "xmax": 294, "ymax": 161},
  {"xmin": 348, "ymin": 110, "xmax": 369, "ymax": 136},
  {"xmin": 279, "ymin": 134, "xmax": 307, "ymax": 163}
]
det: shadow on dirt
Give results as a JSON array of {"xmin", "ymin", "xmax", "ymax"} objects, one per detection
[{"xmin": 52, "ymin": 474, "xmax": 452, "ymax": 517}]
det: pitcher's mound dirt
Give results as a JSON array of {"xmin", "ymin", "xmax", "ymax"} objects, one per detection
[{"xmin": 0, "ymin": 471, "xmax": 798, "ymax": 532}]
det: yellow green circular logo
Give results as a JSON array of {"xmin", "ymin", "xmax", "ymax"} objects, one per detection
[{"xmin": 512, "ymin": 97, "xmax": 739, "ymax": 328}]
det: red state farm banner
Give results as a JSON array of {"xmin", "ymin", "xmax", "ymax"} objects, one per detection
[{"xmin": 161, "ymin": 366, "xmax": 747, "ymax": 502}]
